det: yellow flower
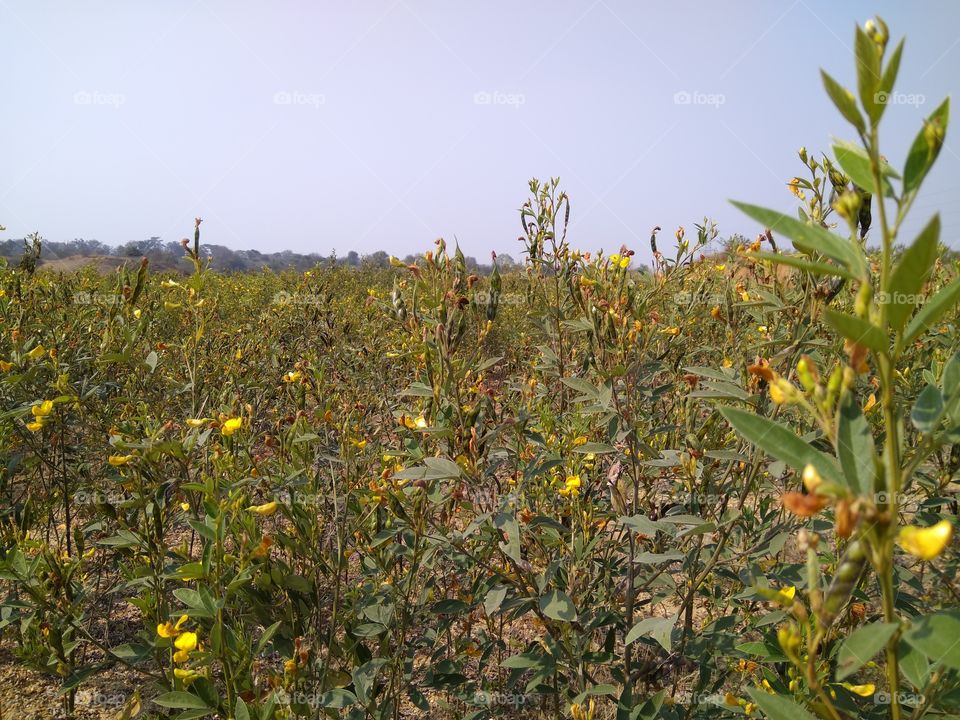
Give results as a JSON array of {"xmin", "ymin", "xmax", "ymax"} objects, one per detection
[
  {"xmin": 863, "ymin": 393, "xmax": 877, "ymax": 413},
  {"xmin": 769, "ymin": 378, "xmax": 797, "ymax": 405},
  {"xmin": 722, "ymin": 358, "xmax": 733, "ymax": 368},
  {"xmin": 842, "ymin": 682, "xmax": 876, "ymax": 697},
  {"xmin": 174, "ymin": 631, "xmax": 198, "ymax": 653},
  {"xmin": 32, "ymin": 400, "xmax": 54, "ymax": 417},
  {"xmin": 283, "ymin": 370, "xmax": 302, "ymax": 383},
  {"xmin": 773, "ymin": 585, "xmax": 797, "ymax": 605},
  {"xmin": 898, "ymin": 520, "xmax": 953, "ymax": 560},
  {"xmin": 661, "ymin": 326, "xmax": 680, "ymax": 336},
  {"xmin": 221, "ymin": 417, "xmax": 244, "ymax": 436},
  {"xmin": 351, "ymin": 438, "xmax": 368, "ymax": 450},
  {"xmin": 180, "ymin": 502, "xmax": 190, "ymax": 512},
  {"xmin": 133, "ymin": 308, "xmax": 142, "ymax": 319},
  {"xmin": 26, "ymin": 345, "xmax": 45, "ymax": 361},
  {"xmin": 757, "ymin": 325, "xmax": 768, "ymax": 333},
  {"xmin": 173, "ymin": 649, "xmax": 190, "ymax": 663},
  {"xmin": 248, "ymin": 501, "xmax": 279, "ymax": 517},
  {"xmin": 802, "ymin": 464, "xmax": 823, "ymax": 493},
  {"xmin": 284, "ymin": 658, "xmax": 297, "ymax": 674},
  {"xmin": 26, "ymin": 420, "xmax": 45, "ymax": 433},
  {"xmin": 186, "ymin": 418, "xmax": 210, "ymax": 428},
  {"xmin": 414, "ymin": 416, "xmax": 428, "ymax": 429},
  {"xmin": 108, "ymin": 454, "xmax": 133, "ymax": 466},
  {"xmin": 710, "ymin": 306, "xmax": 722, "ymax": 319},
  {"xmin": 573, "ymin": 435, "xmax": 588, "ymax": 446},
  {"xmin": 174, "ymin": 668, "xmax": 202, "ymax": 684},
  {"xmin": 157, "ymin": 615, "xmax": 188, "ymax": 638},
  {"xmin": 559, "ymin": 474, "xmax": 582, "ymax": 498},
  {"xmin": 0, "ymin": 360, "xmax": 13, "ymax": 372},
  {"xmin": 714, "ymin": 264, "xmax": 726, "ymax": 272}
]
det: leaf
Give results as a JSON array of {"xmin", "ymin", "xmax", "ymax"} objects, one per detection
[
  {"xmin": 878, "ymin": 39, "xmax": 904, "ymax": 109},
  {"xmin": 886, "ymin": 215, "xmax": 941, "ymax": 331},
  {"xmin": 539, "ymin": 589, "xmax": 577, "ymax": 622},
  {"xmin": 352, "ymin": 659, "xmax": 388, "ymax": 705},
  {"xmin": 493, "ymin": 511, "xmax": 521, "ymax": 563},
  {"xmin": 832, "ymin": 140, "xmax": 896, "ymax": 196},
  {"xmin": 904, "ymin": 98, "xmax": 949, "ymax": 195},
  {"xmin": 823, "ymin": 309, "xmax": 888, "ymax": 353},
  {"xmin": 904, "ymin": 275, "xmax": 960, "ymax": 344},
  {"xmin": 835, "ymin": 394, "xmax": 874, "ymax": 495},
  {"xmin": 902, "ymin": 610, "xmax": 960, "ymax": 670},
  {"xmin": 836, "ymin": 621, "xmax": 899, "ymax": 680},
  {"xmin": 855, "ymin": 25, "xmax": 882, "ymax": 124},
  {"xmin": 746, "ymin": 688, "xmax": 818, "ymax": 720},
  {"xmin": 484, "ymin": 585, "xmax": 508, "ymax": 616},
  {"xmin": 318, "ymin": 689, "xmax": 358, "ymax": 708},
  {"xmin": 625, "ymin": 613, "xmax": 678, "ymax": 652},
  {"xmin": 821, "ymin": 70, "xmax": 866, "ymax": 134},
  {"xmin": 731, "ymin": 201, "xmax": 865, "ymax": 276},
  {"xmin": 234, "ymin": 698, "xmax": 250, "ymax": 720},
  {"xmin": 748, "ymin": 251, "xmax": 856, "ymax": 281},
  {"xmin": 911, "ymin": 385, "xmax": 945, "ymax": 433},
  {"xmin": 720, "ymin": 407, "xmax": 843, "ymax": 484},
  {"xmin": 152, "ymin": 692, "xmax": 212, "ymax": 710}
]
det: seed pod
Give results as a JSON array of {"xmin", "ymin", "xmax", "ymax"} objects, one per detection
[{"xmin": 819, "ymin": 540, "xmax": 867, "ymax": 630}]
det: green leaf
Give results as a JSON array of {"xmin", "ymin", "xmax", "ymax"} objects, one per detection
[
  {"xmin": 823, "ymin": 309, "xmax": 888, "ymax": 353},
  {"xmin": 821, "ymin": 70, "xmax": 866, "ymax": 133},
  {"xmin": 855, "ymin": 25, "xmax": 882, "ymax": 123},
  {"xmin": 539, "ymin": 589, "xmax": 577, "ymax": 622},
  {"xmin": 904, "ymin": 275, "xmax": 960, "ymax": 344},
  {"xmin": 720, "ymin": 407, "xmax": 843, "ymax": 484},
  {"xmin": 911, "ymin": 385, "xmax": 945, "ymax": 433},
  {"xmin": 746, "ymin": 688, "xmax": 818, "ymax": 720},
  {"xmin": 318, "ymin": 689, "xmax": 357, "ymax": 708},
  {"xmin": 625, "ymin": 613, "xmax": 678, "ymax": 652},
  {"xmin": 878, "ymin": 39, "xmax": 904, "ymax": 108},
  {"xmin": 902, "ymin": 610, "xmax": 960, "ymax": 670},
  {"xmin": 493, "ymin": 511, "xmax": 521, "ymax": 563},
  {"xmin": 235, "ymin": 698, "xmax": 250, "ymax": 720},
  {"xmin": 836, "ymin": 621, "xmax": 899, "ymax": 680},
  {"xmin": 836, "ymin": 394, "xmax": 874, "ymax": 495},
  {"xmin": 731, "ymin": 201, "xmax": 865, "ymax": 276},
  {"xmin": 886, "ymin": 215, "xmax": 941, "ymax": 331},
  {"xmin": 748, "ymin": 251, "xmax": 855, "ymax": 281},
  {"xmin": 352, "ymin": 659, "xmax": 388, "ymax": 705},
  {"xmin": 153, "ymin": 692, "xmax": 212, "ymax": 710},
  {"xmin": 484, "ymin": 585, "xmax": 509, "ymax": 616},
  {"xmin": 832, "ymin": 140, "xmax": 897, "ymax": 196},
  {"xmin": 904, "ymin": 98, "xmax": 949, "ymax": 195},
  {"xmin": 899, "ymin": 640, "xmax": 930, "ymax": 690}
]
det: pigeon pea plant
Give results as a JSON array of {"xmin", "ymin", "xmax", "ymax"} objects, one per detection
[{"xmin": 723, "ymin": 17, "xmax": 959, "ymax": 720}]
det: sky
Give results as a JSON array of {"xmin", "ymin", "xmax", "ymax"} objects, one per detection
[{"xmin": 2, "ymin": 1, "xmax": 959, "ymax": 264}]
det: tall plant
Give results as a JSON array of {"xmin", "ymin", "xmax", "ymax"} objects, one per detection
[{"xmin": 724, "ymin": 17, "xmax": 956, "ymax": 720}]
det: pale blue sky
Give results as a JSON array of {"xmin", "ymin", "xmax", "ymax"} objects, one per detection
[{"xmin": 2, "ymin": 1, "xmax": 958, "ymax": 263}]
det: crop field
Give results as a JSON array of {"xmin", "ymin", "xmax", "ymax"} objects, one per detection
[{"xmin": 2, "ymin": 17, "xmax": 959, "ymax": 720}]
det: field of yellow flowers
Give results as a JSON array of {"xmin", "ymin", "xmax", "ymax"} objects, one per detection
[{"xmin": 2, "ymin": 18, "xmax": 960, "ymax": 720}]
